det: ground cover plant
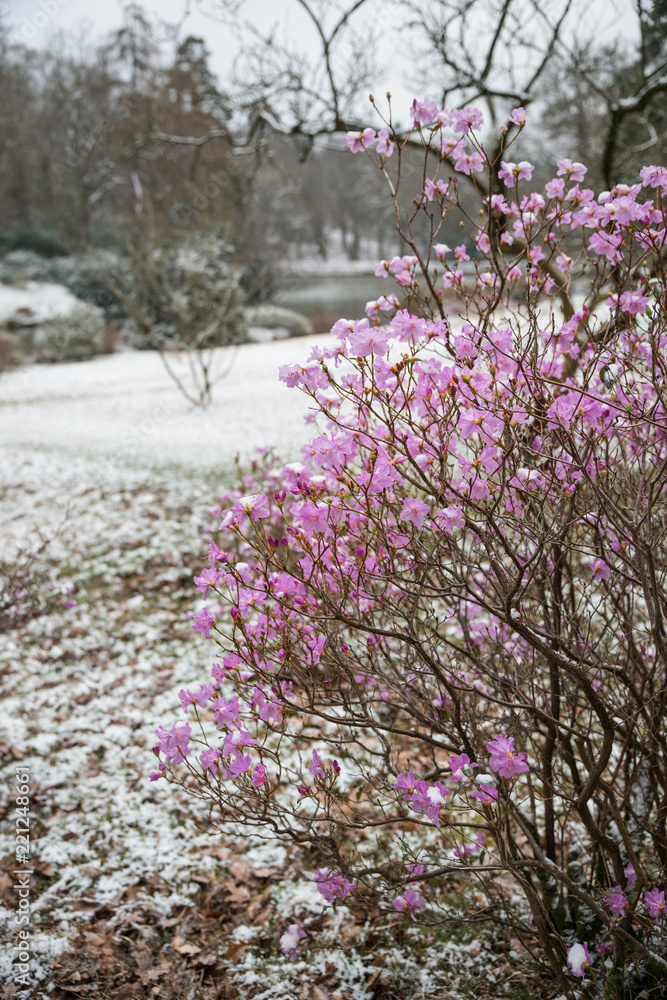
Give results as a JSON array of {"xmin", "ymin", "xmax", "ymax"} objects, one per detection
[{"xmin": 153, "ymin": 101, "xmax": 667, "ymax": 998}]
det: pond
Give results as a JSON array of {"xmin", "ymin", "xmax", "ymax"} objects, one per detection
[{"xmin": 274, "ymin": 271, "xmax": 390, "ymax": 328}]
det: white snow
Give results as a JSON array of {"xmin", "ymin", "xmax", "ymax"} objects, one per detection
[
  {"xmin": 0, "ymin": 337, "xmax": 327, "ymax": 472},
  {"xmin": 0, "ymin": 281, "xmax": 81, "ymax": 324}
]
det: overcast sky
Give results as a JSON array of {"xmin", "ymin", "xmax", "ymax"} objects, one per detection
[{"xmin": 2, "ymin": 0, "xmax": 641, "ymax": 129}]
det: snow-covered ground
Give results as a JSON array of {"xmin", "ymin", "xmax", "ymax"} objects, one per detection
[
  {"xmin": 0, "ymin": 339, "xmax": 324, "ymax": 475},
  {"xmin": 0, "ymin": 342, "xmax": 508, "ymax": 999}
]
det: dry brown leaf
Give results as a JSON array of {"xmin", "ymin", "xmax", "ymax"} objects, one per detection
[
  {"xmin": 225, "ymin": 882, "xmax": 250, "ymax": 905},
  {"xmin": 175, "ymin": 942, "xmax": 201, "ymax": 956},
  {"xmin": 226, "ymin": 941, "xmax": 248, "ymax": 964}
]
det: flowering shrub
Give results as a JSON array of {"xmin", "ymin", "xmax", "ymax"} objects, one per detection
[{"xmin": 154, "ymin": 100, "xmax": 667, "ymax": 994}]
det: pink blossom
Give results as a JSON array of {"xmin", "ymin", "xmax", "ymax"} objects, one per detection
[
  {"xmin": 434, "ymin": 505, "xmax": 464, "ymax": 534},
  {"xmin": 278, "ymin": 363, "xmax": 303, "ymax": 388},
  {"xmin": 449, "ymin": 753, "xmax": 477, "ymax": 782},
  {"xmin": 315, "ymin": 868, "xmax": 355, "ymax": 903},
  {"xmin": 640, "ymin": 164, "xmax": 667, "ymax": 190},
  {"xmin": 450, "ymin": 106, "xmax": 484, "ymax": 134},
  {"xmin": 222, "ymin": 728, "xmax": 257, "ymax": 756},
  {"xmin": 213, "ymin": 695, "xmax": 242, "ymax": 728},
  {"xmin": 411, "ymin": 98, "xmax": 439, "ymax": 126},
  {"xmin": 644, "ymin": 887, "xmax": 666, "ymax": 924},
  {"xmin": 619, "ymin": 290, "xmax": 649, "ymax": 315},
  {"xmin": 345, "ymin": 128, "xmax": 376, "ymax": 153},
  {"xmin": 280, "ymin": 922, "xmax": 306, "ymax": 960},
  {"xmin": 221, "ymin": 493, "xmax": 270, "ymax": 527},
  {"xmin": 588, "ymin": 230, "xmax": 623, "ymax": 262},
  {"xmin": 200, "ymin": 747, "xmax": 221, "ymax": 775},
  {"xmin": 347, "ymin": 320, "xmax": 392, "ymax": 356},
  {"xmin": 624, "ymin": 863, "xmax": 637, "ymax": 888},
  {"xmin": 292, "ymin": 500, "xmax": 330, "ymax": 534},
  {"xmin": 454, "ymin": 150, "xmax": 485, "ymax": 175},
  {"xmin": 376, "ymin": 126, "xmax": 394, "ymax": 157},
  {"xmin": 400, "ymin": 497, "xmax": 430, "ymax": 528},
  {"xmin": 393, "ymin": 888, "xmax": 426, "ymax": 913},
  {"xmin": 590, "ymin": 557, "xmax": 611, "ymax": 580},
  {"xmin": 606, "ymin": 886, "xmax": 629, "ymax": 916},
  {"xmin": 193, "ymin": 566, "xmax": 219, "ymax": 599},
  {"xmin": 309, "ymin": 749, "xmax": 325, "ymax": 778},
  {"xmin": 557, "ymin": 158, "xmax": 587, "ymax": 182},
  {"xmin": 487, "ymin": 734, "xmax": 529, "ymax": 778},
  {"xmin": 252, "ymin": 763, "xmax": 266, "ymax": 787},
  {"xmin": 155, "ymin": 721, "xmax": 192, "ymax": 763},
  {"xmin": 509, "ymin": 107, "xmax": 526, "ymax": 126},
  {"xmin": 470, "ymin": 784, "xmax": 498, "ymax": 805},
  {"xmin": 192, "ymin": 607, "xmax": 215, "ymax": 639},
  {"xmin": 395, "ymin": 771, "xmax": 419, "ymax": 800},
  {"xmin": 392, "ymin": 310, "xmax": 426, "ymax": 342},
  {"xmin": 498, "ymin": 160, "xmax": 534, "ymax": 185},
  {"xmin": 228, "ymin": 752, "xmax": 251, "ymax": 778},
  {"xmin": 567, "ymin": 942, "xmax": 593, "ymax": 983}
]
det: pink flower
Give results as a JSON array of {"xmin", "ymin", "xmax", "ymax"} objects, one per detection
[
  {"xmin": 392, "ymin": 888, "xmax": 426, "ymax": 913},
  {"xmin": 498, "ymin": 160, "xmax": 534, "ymax": 185},
  {"xmin": 434, "ymin": 505, "xmax": 464, "ymax": 534},
  {"xmin": 449, "ymin": 753, "xmax": 477, "ymax": 782},
  {"xmin": 624, "ymin": 863, "xmax": 637, "ymax": 888},
  {"xmin": 590, "ymin": 557, "xmax": 611, "ymax": 580},
  {"xmin": 155, "ymin": 722, "xmax": 192, "ymax": 763},
  {"xmin": 228, "ymin": 752, "xmax": 251, "ymax": 778},
  {"xmin": 640, "ymin": 164, "xmax": 667, "ymax": 190},
  {"xmin": 222, "ymin": 728, "xmax": 257, "ymax": 756},
  {"xmin": 400, "ymin": 497, "xmax": 430, "ymax": 528},
  {"xmin": 193, "ymin": 566, "xmax": 219, "ymax": 599},
  {"xmin": 588, "ymin": 230, "xmax": 623, "ymax": 262},
  {"xmin": 395, "ymin": 771, "xmax": 419, "ymax": 800},
  {"xmin": 454, "ymin": 150, "xmax": 485, "ymax": 175},
  {"xmin": 223, "ymin": 493, "xmax": 270, "ymax": 526},
  {"xmin": 509, "ymin": 107, "xmax": 526, "ymax": 126},
  {"xmin": 315, "ymin": 868, "xmax": 355, "ymax": 903},
  {"xmin": 200, "ymin": 747, "xmax": 221, "ymax": 775},
  {"xmin": 470, "ymin": 784, "xmax": 498, "ymax": 805},
  {"xmin": 309, "ymin": 749, "xmax": 325, "ymax": 778},
  {"xmin": 252, "ymin": 763, "xmax": 266, "ymax": 787},
  {"xmin": 411, "ymin": 98, "xmax": 439, "ymax": 126},
  {"xmin": 345, "ymin": 128, "xmax": 376, "ymax": 153},
  {"xmin": 213, "ymin": 695, "xmax": 242, "ymax": 728},
  {"xmin": 557, "ymin": 158, "xmax": 587, "ymax": 182},
  {"xmin": 567, "ymin": 942, "xmax": 593, "ymax": 983},
  {"xmin": 292, "ymin": 500, "xmax": 330, "ymax": 534},
  {"xmin": 279, "ymin": 363, "xmax": 302, "ymax": 388},
  {"xmin": 391, "ymin": 310, "xmax": 426, "ymax": 342},
  {"xmin": 376, "ymin": 126, "xmax": 394, "ymax": 157},
  {"xmin": 644, "ymin": 887, "xmax": 666, "ymax": 924},
  {"xmin": 606, "ymin": 886, "xmax": 629, "ymax": 916},
  {"xmin": 487, "ymin": 734, "xmax": 529, "ymax": 778},
  {"xmin": 280, "ymin": 922, "xmax": 306, "ymax": 960},
  {"xmin": 619, "ymin": 290, "xmax": 649, "ymax": 315},
  {"xmin": 450, "ymin": 106, "xmax": 484, "ymax": 134},
  {"xmin": 347, "ymin": 320, "xmax": 392, "ymax": 356},
  {"xmin": 192, "ymin": 607, "xmax": 215, "ymax": 639}
]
